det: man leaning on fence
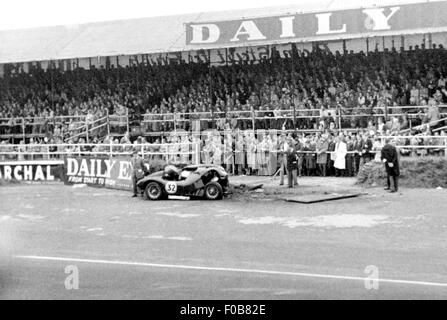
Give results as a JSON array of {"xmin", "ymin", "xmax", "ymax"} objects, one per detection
[{"xmin": 131, "ymin": 149, "xmax": 146, "ymax": 198}]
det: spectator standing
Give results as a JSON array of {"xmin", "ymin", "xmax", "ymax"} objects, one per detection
[{"xmin": 381, "ymin": 138, "xmax": 400, "ymax": 193}]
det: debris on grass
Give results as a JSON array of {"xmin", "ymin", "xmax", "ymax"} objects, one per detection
[
  {"xmin": 0, "ymin": 178, "xmax": 21, "ymax": 186},
  {"xmin": 72, "ymin": 184, "xmax": 87, "ymax": 188},
  {"xmin": 357, "ymin": 157, "xmax": 447, "ymax": 188}
]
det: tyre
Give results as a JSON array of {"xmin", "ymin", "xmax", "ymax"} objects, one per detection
[
  {"xmin": 204, "ymin": 182, "xmax": 223, "ymax": 200},
  {"xmin": 145, "ymin": 182, "xmax": 164, "ymax": 200}
]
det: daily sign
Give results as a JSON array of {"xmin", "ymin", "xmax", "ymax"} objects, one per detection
[
  {"xmin": 186, "ymin": 2, "xmax": 447, "ymax": 46},
  {"xmin": 66, "ymin": 157, "xmax": 133, "ymax": 179},
  {"xmin": 64, "ymin": 157, "xmax": 133, "ymax": 190}
]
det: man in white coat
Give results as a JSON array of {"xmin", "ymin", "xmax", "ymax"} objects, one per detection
[{"xmin": 334, "ymin": 134, "xmax": 347, "ymax": 177}]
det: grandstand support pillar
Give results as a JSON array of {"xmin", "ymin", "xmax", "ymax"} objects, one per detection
[
  {"xmin": 385, "ymin": 104, "xmax": 389, "ymax": 122},
  {"xmin": 292, "ymin": 104, "xmax": 296, "ymax": 133},
  {"xmin": 174, "ymin": 112, "xmax": 177, "ymax": 136},
  {"xmin": 291, "ymin": 42, "xmax": 296, "ymax": 133},
  {"xmin": 21, "ymin": 117, "xmax": 25, "ymax": 142},
  {"xmin": 106, "ymin": 109, "xmax": 111, "ymax": 137},
  {"xmin": 337, "ymin": 104, "xmax": 342, "ymax": 130},
  {"xmin": 126, "ymin": 108, "xmax": 130, "ymax": 135},
  {"xmin": 86, "ymin": 121, "xmax": 89, "ymax": 143},
  {"xmin": 194, "ymin": 141, "xmax": 200, "ymax": 165},
  {"xmin": 252, "ymin": 110, "xmax": 256, "ymax": 134}
]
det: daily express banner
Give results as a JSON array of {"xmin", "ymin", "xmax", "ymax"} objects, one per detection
[
  {"xmin": 186, "ymin": 2, "xmax": 447, "ymax": 46},
  {"xmin": 64, "ymin": 156, "xmax": 132, "ymax": 191},
  {"xmin": 0, "ymin": 161, "xmax": 63, "ymax": 182}
]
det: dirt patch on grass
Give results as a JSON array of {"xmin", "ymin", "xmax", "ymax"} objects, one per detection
[{"xmin": 356, "ymin": 157, "xmax": 447, "ymax": 188}]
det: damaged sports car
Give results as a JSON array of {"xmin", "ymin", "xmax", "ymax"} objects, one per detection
[{"xmin": 137, "ymin": 164, "xmax": 229, "ymax": 200}]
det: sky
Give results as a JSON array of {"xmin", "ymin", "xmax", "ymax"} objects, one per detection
[
  {"xmin": 0, "ymin": 0, "xmax": 427, "ymax": 31},
  {"xmin": 0, "ymin": 0, "xmax": 310, "ymax": 30}
]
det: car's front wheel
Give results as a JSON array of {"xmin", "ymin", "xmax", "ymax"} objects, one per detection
[
  {"xmin": 204, "ymin": 182, "xmax": 223, "ymax": 200},
  {"xmin": 145, "ymin": 182, "xmax": 164, "ymax": 200}
]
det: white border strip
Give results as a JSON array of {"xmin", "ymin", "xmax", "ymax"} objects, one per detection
[
  {"xmin": 0, "ymin": 160, "xmax": 63, "ymax": 166},
  {"xmin": 14, "ymin": 255, "xmax": 447, "ymax": 288}
]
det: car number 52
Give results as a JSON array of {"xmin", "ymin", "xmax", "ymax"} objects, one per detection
[{"xmin": 165, "ymin": 182, "xmax": 177, "ymax": 194}]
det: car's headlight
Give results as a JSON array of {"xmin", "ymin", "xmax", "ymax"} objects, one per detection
[{"xmin": 212, "ymin": 177, "xmax": 219, "ymax": 182}]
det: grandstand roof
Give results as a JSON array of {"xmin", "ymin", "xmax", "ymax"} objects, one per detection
[{"xmin": 0, "ymin": 0, "xmax": 443, "ymax": 64}]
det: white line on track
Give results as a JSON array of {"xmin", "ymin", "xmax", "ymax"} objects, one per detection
[{"xmin": 14, "ymin": 255, "xmax": 447, "ymax": 288}]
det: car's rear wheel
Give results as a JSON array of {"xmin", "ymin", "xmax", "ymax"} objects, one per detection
[
  {"xmin": 145, "ymin": 182, "xmax": 164, "ymax": 200},
  {"xmin": 204, "ymin": 182, "xmax": 223, "ymax": 200}
]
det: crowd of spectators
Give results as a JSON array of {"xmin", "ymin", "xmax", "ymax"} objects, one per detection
[
  {"xmin": 1, "ymin": 125, "xmax": 445, "ymax": 178},
  {"xmin": 1, "ymin": 43, "xmax": 447, "ymax": 145}
]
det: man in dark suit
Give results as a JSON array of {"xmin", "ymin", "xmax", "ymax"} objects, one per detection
[
  {"xmin": 286, "ymin": 142, "xmax": 298, "ymax": 188},
  {"xmin": 131, "ymin": 149, "xmax": 146, "ymax": 197},
  {"xmin": 353, "ymin": 134, "xmax": 363, "ymax": 175},
  {"xmin": 361, "ymin": 132, "xmax": 373, "ymax": 164},
  {"xmin": 381, "ymin": 139, "xmax": 400, "ymax": 193}
]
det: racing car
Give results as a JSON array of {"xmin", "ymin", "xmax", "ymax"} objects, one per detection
[{"xmin": 137, "ymin": 164, "xmax": 229, "ymax": 200}]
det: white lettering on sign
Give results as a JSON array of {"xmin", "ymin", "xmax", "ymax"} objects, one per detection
[
  {"xmin": 34, "ymin": 165, "xmax": 45, "ymax": 181},
  {"xmin": 13, "ymin": 165, "xmax": 23, "ymax": 180},
  {"xmin": 315, "ymin": 13, "xmax": 347, "ymax": 35},
  {"xmin": 66, "ymin": 158, "xmax": 111, "ymax": 178},
  {"xmin": 230, "ymin": 21, "xmax": 267, "ymax": 42},
  {"xmin": 279, "ymin": 16, "xmax": 296, "ymax": 38},
  {"xmin": 46, "ymin": 165, "xmax": 55, "ymax": 181},
  {"xmin": 190, "ymin": 24, "xmax": 221, "ymax": 44},
  {"xmin": 1, "ymin": 165, "xmax": 55, "ymax": 181},
  {"xmin": 4, "ymin": 166, "xmax": 12, "ymax": 180},
  {"xmin": 362, "ymin": 7, "xmax": 400, "ymax": 30},
  {"xmin": 186, "ymin": 3, "xmax": 440, "ymax": 46},
  {"xmin": 90, "ymin": 159, "xmax": 95, "ymax": 177},
  {"xmin": 78, "ymin": 159, "xmax": 90, "ymax": 177},
  {"xmin": 67, "ymin": 158, "xmax": 78, "ymax": 176},
  {"xmin": 23, "ymin": 165, "xmax": 33, "ymax": 180},
  {"xmin": 104, "ymin": 159, "xmax": 115, "ymax": 178},
  {"xmin": 118, "ymin": 161, "xmax": 132, "ymax": 180}
]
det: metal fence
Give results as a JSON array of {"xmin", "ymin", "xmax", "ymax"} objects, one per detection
[
  {"xmin": 1, "ymin": 134, "xmax": 445, "ymax": 166},
  {"xmin": 0, "ymin": 142, "xmax": 201, "ymax": 165}
]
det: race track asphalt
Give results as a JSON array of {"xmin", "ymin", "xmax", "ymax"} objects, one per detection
[{"xmin": 1, "ymin": 177, "xmax": 447, "ymax": 299}]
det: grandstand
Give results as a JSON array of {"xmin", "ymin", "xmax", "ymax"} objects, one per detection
[{"xmin": 0, "ymin": 0, "xmax": 447, "ymax": 174}]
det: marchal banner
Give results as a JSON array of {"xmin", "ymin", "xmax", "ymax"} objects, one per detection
[
  {"xmin": 0, "ymin": 161, "xmax": 63, "ymax": 182},
  {"xmin": 64, "ymin": 156, "xmax": 133, "ymax": 191},
  {"xmin": 186, "ymin": 1, "xmax": 447, "ymax": 47}
]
